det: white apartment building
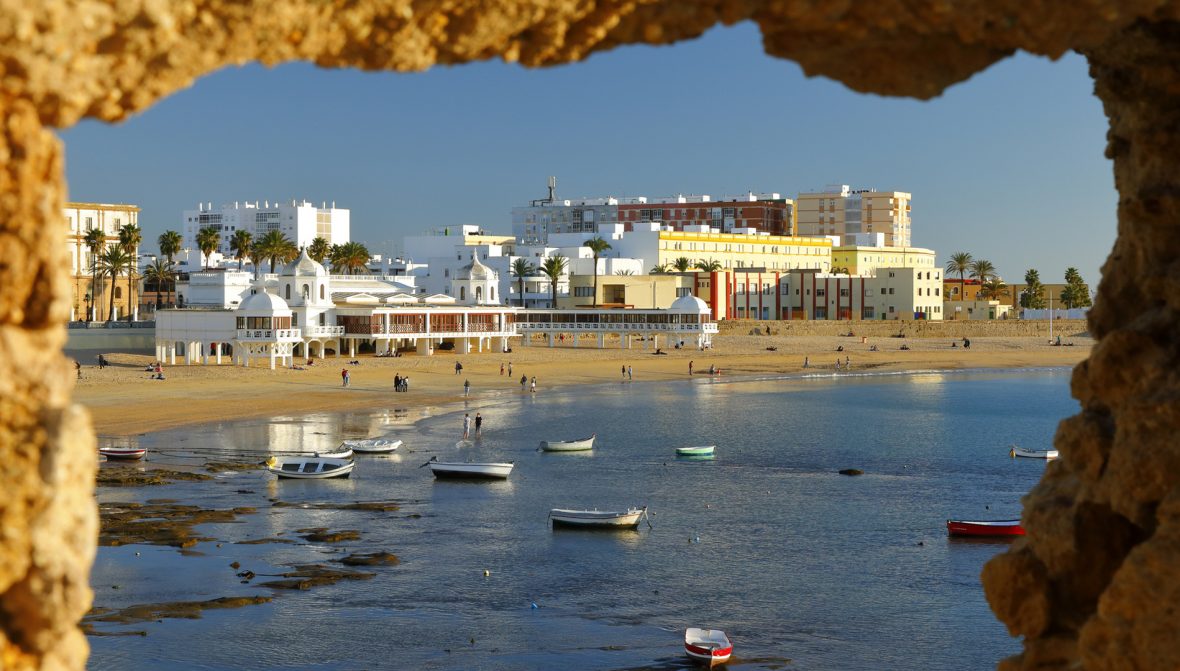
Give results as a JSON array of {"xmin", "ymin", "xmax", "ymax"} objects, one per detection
[
  {"xmin": 181, "ymin": 199, "xmax": 351, "ymax": 266},
  {"xmin": 796, "ymin": 185, "xmax": 912, "ymax": 247}
]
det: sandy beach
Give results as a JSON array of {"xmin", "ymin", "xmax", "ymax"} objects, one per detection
[{"xmin": 74, "ymin": 332, "xmax": 1093, "ymax": 435}]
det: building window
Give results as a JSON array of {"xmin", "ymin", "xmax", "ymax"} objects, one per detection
[
  {"xmin": 320, "ymin": 285, "xmax": 325, "ymax": 300},
  {"xmin": 460, "ymin": 287, "xmax": 466, "ymax": 301},
  {"xmin": 676, "ymin": 288, "xmax": 691, "ymax": 297},
  {"xmin": 319, "ymin": 313, "xmax": 326, "ymax": 326},
  {"xmin": 285, "ymin": 284, "xmax": 291, "ymax": 299},
  {"xmin": 574, "ymin": 287, "xmax": 594, "ymax": 297}
]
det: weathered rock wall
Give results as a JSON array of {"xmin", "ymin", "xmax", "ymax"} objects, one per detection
[
  {"xmin": 719, "ymin": 319, "xmax": 1089, "ymax": 339},
  {"xmin": 2, "ymin": 2, "xmax": 1178, "ymax": 670}
]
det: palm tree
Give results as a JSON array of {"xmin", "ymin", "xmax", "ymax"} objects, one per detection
[
  {"xmin": 969, "ymin": 259, "xmax": 996, "ymax": 290},
  {"xmin": 142, "ymin": 259, "xmax": 173, "ymax": 309},
  {"xmin": 1020, "ymin": 268, "xmax": 1046, "ymax": 309},
  {"xmin": 330, "ymin": 241, "xmax": 371, "ymax": 275},
  {"xmin": 84, "ymin": 227, "xmax": 106, "ymax": 319},
  {"xmin": 195, "ymin": 226, "xmax": 221, "ymax": 271},
  {"xmin": 650, "ymin": 264, "xmax": 669, "ymax": 274},
  {"xmin": 671, "ymin": 257, "xmax": 692, "ymax": 272},
  {"xmin": 307, "ymin": 237, "xmax": 331, "ymax": 264},
  {"xmin": 254, "ymin": 230, "xmax": 296, "ymax": 274},
  {"xmin": 694, "ymin": 258, "xmax": 723, "ymax": 272},
  {"xmin": 945, "ymin": 252, "xmax": 972, "ymax": 301},
  {"xmin": 980, "ymin": 277, "xmax": 1009, "ymax": 302},
  {"xmin": 118, "ymin": 224, "xmax": 142, "ymax": 321},
  {"xmin": 230, "ymin": 229, "xmax": 254, "ymax": 271},
  {"xmin": 540, "ymin": 255, "xmax": 567, "ymax": 308},
  {"xmin": 511, "ymin": 257, "xmax": 536, "ymax": 307},
  {"xmin": 584, "ymin": 236, "xmax": 612, "ymax": 307},
  {"xmin": 157, "ymin": 229, "xmax": 182, "ymax": 307},
  {"xmin": 614, "ymin": 269, "xmax": 635, "ymax": 276},
  {"xmin": 94, "ymin": 245, "xmax": 134, "ymax": 321}
]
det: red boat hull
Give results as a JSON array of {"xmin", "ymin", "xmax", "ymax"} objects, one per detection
[
  {"xmin": 685, "ymin": 643, "xmax": 733, "ymax": 666},
  {"xmin": 946, "ymin": 520, "xmax": 1024, "ymax": 537}
]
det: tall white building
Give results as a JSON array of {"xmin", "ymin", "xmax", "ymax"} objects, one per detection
[
  {"xmin": 796, "ymin": 185, "xmax": 912, "ymax": 247},
  {"xmin": 181, "ymin": 200, "xmax": 351, "ymax": 262}
]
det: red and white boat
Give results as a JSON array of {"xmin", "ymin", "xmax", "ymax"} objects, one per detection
[
  {"xmin": 685, "ymin": 628, "xmax": 733, "ymax": 667},
  {"xmin": 946, "ymin": 519, "xmax": 1025, "ymax": 537},
  {"xmin": 98, "ymin": 446, "xmax": 146, "ymax": 460}
]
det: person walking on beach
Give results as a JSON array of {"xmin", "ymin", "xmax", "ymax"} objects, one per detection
[
  {"xmin": 455, "ymin": 361, "xmax": 463, "ymax": 375},
  {"xmin": 803, "ymin": 356, "xmax": 809, "ymax": 368},
  {"xmin": 75, "ymin": 360, "xmax": 82, "ymax": 379},
  {"xmin": 475, "ymin": 412, "xmax": 483, "ymax": 437},
  {"xmin": 530, "ymin": 376, "xmax": 537, "ymax": 393},
  {"xmin": 520, "ymin": 374, "xmax": 527, "ymax": 391},
  {"xmin": 621, "ymin": 365, "xmax": 626, "ymax": 380},
  {"xmin": 627, "ymin": 365, "xmax": 633, "ymax": 380},
  {"xmin": 394, "ymin": 373, "xmax": 400, "ymax": 391},
  {"xmin": 464, "ymin": 379, "xmax": 471, "ymax": 397},
  {"xmin": 463, "ymin": 413, "xmax": 471, "ymax": 439},
  {"xmin": 341, "ymin": 368, "xmax": 350, "ymax": 387},
  {"xmin": 688, "ymin": 360, "xmax": 694, "ymax": 376},
  {"xmin": 500, "ymin": 362, "xmax": 505, "ymax": 376},
  {"xmin": 508, "ymin": 361, "xmax": 513, "ymax": 376}
]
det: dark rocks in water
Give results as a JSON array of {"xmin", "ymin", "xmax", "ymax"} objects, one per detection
[
  {"xmin": 335, "ymin": 551, "xmax": 400, "ymax": 567},
  {"xmin": 236, "ymin": 570, "xmax": 255, "ymax": 580},
  {"xmin": 297, "ymin": 528, "xmax": 361, "ymax": 543},
  {"xmin": 229, "ymin": 561, "xmax": 240, "ymax": 569},
  {"xmin": 259, "ymin": 564, "xmax": 375, "ymax": 591},
  {"xmin": 98, "ymin": 467, "xmax": 212, "ymax": 487},
  {"xmin": 838, "ymin": 468, "xmax": 865, "ymax": 476}
]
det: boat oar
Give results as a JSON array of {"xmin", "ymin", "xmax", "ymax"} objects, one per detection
[{"xmin": 418, "ymin": 456, "xmax": 437, "ymax": 468}]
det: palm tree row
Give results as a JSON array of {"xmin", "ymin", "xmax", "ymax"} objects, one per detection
[
  {"xmin": 944, "ymin": 252, "xmax": 1001, "ymax": 301},
  {"xmin": 329, "ymin": 241, "xmax": 371, "ymax": 275},
  {"xmin": 85, "ymin": 222, "xmax": 143, "ymax": 321}
]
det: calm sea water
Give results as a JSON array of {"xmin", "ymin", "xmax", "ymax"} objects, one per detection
[{"xmin": 89, "ymin": 369, "xmax": 1076, "ymax": 670}]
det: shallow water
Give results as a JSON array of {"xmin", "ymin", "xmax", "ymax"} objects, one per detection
[{"xmin": 89, "ymin": 369, "xmax": 1075, "ymax": 670}]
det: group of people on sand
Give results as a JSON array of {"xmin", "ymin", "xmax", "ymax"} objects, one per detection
[
  {"xmin": 462, "ymin": 412, "xmax": 483, "ymax": 439},
  {"xmin": 393, "ymin": 373, "xmax": 410, "ymax": 392},
  {"xmin": 143, "ymin": 361, "xmax": 165, "ymax": 380}
]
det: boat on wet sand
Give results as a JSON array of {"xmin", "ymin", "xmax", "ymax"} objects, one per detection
[
  {"xmin": 267, "ymin": 456, "xmax": 355, "ymax": 479},
  {"xmin": 427, "ymin": 458, "xmax": 514, "ymax": 480},
  {"xmin": 539, "ymin": 434, "xmax": 596, "ymax": 452},
  {"xmin": 684, "ymin": 628, "xmax": 733, "ymax": 667},
  {"xmin": 549, "ymin": 506, "xmax": 649, "ymax": 529},
  {"xmin": 1010, "ymin": 445, "xmax": 1058, "ymax": 459},
  {"xmin": 342, "ymin": 438, "xmax": 402, "ymax": 454},
  {"xmin": 676, "ymin": 445, "xmax": 715, "ymax": 457},
  {"xmin": 946, "ymin": 519, "xmax": 1025, "ymax": 537},
  {"xmin": 99, "ymin": 446, "xmax": 146, "ymax": 460},
  {"xmin": 314, "ymin": 448, "xmax": 353, "ymax": 459}
]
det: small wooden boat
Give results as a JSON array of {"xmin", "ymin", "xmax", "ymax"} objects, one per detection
[
  {"xmin": 549, "ymin": 506, "xmax": 648, "ymax": 529},
  {"xmin": 98, "ymin": 446, "xmax": 146, "ymax": 460},
  {"xmin": 539, "ymin": 434, "xmax": 596, "ymax": 452},
  {"xmin": 946, "ymin": 519, "xmax": 1025, "ymax": 537},
  {"xmin": 676, "ymin": 445, "xmax": 716, "ymax": 457},
  {"xmin": 427, "ymin": 458, "xmax": 513, "ymax": 480},
  {"xmin": 313, "ymin": 447, "xmax": 353, "ymax": 459},
  {"xmin": 266, "ymin": 456, "xmax": 355, "ymax": 479},
  {"xmin": 342, "ymin": 438, "xmax": 402, "ymax": 454},
  {"xmin": 684, "ymin": 628, "xmax": 733, "ymax": 667},
  {"xmin": 1010, "ymin": 445, "xmax": 1058, "ymax": 459}
]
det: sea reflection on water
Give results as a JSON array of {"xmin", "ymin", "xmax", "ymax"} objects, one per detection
[{"xmin": 89, "ymin": 369, "xmax": 1076, "ymax": 671}]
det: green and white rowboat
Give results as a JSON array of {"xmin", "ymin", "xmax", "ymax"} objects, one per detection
[{"xmin": 675, "ymin": 445, "xmax": 716, "ymax": 457}]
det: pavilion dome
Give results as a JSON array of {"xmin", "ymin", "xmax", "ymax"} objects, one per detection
[
  {"xmin": 670, "ymin": 294, "xmax": 710, "ymax": 313},
  {"xmin": 281, "ymin": 248, "xmax": 327, "ymax": 277},
  {"xmin": 455, "ymin": 256, "xmax": 496, "ymax": 281},
  {"xmin": 237, "ymin": 290, "xmax": 292, "ymax": 317}
]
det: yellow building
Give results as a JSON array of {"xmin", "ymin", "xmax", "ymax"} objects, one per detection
[
  {"xmin": 558, "ymin": 273, "xmax": 693, "ymax": 309},
  {"xmin": 65, "ymin": 202, "xmax": 141, "ymax": 321},
  {"xmin": 653, "ymin": 230, "xmax": 832, "ymax": 272},
  {"xmin": 796, "ymin": 185, "xmax": 912, "ymax": 247},
  {"xmin": 832, "ymin": 245, "xmax": 936, "ymax": 277}
]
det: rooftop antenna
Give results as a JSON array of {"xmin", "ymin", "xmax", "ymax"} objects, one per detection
[{"xmin": 548, "ymin": 175, "xmax": 557, "ymax": 203}]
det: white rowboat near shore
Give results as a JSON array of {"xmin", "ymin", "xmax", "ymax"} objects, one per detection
[
  {"xmin": 342, "ymin": 438, "xmax": 402, "ymax": 454},
  {"xmin": 539, "ymin": 434, "xmax": 596, "ymax": 452},
  {"xmin": 1010, "ymin": 444, "xmax": 1058, "ymax": 459},
  {"xmin": 427, "ymin": 459, "xmax": 514, "ymax": 480},
  {"xmin": 549, "ymin": 507, "xmax": 649, "ymax": 529},
  {"xmin": 267, "ymin": 456, "xmax": 355, "ymax": 479}
]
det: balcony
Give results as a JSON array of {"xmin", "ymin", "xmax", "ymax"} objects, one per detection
[
  {"xmin": 236, "ymin": 328, "xmax": 302, "ymax": 342},
  {"xmin": 302, "ymin": 325, "xmax": 345, "ymax": 338}
]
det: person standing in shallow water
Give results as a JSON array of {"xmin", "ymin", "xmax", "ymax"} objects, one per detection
[
  {"xmin": 530, "ymin": 376, "xmax": 537, "ymax": 393},
  {"xmin": 464, "ymin": 379, "xmax": 470, "ymax": 396},
  {"xmin": 475, "ymin": 412, "xmax": 483, "ymax": 437},
  {"xmin": 462, "ymin": 413, "xmax": 471, "ymax": 439}
]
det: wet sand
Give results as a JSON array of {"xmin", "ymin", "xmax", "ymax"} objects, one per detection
[{"xmin": 74, "ymin": 333, "xmax": 1093, "ymax": 435}]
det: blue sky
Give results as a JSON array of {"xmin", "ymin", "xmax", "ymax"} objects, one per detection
[{"xmin": 60, "ymin": 22, "xmax": 1114, "ymax": 287}]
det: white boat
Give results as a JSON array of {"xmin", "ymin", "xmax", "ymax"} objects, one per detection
[
  {"xmin": 549, "ymin": 506, "xmax": 649, "ymax": 529},
  {"xmin": 98, "ymin": 446, "xmax": 146, "ymax": 460},
  {"xmin": 313, "ymin": 447, "xmax": 353, "ymax": 459},
  {"xmin": 539, "ymin": 434, "xmax": 596, "ymax": 452},
  {"xmin": 684, "ymin": 628, "xmax": 733, "ymax": 667},
  {"xmin": 676, "ymin": 445, "xmax": 716, "ymax": 457},
  {"xmin": 266, "ymin": 456, "xmax": 355, "ymax": 479},
  {"xmin": 1010, "ymin": 444, "xmax": 1058, "ymax": 460},
  {"xmin": 427, "ymin": 458, "xmax": 514, "ymax": 480},
  {"xmin": 342, "ymin": 438, "xmax": 402, "ymax": 454}
]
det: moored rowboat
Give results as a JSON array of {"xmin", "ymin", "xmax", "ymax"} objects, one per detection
[
  {"xmin": 549, "ymin": 506, "xmax": 648, "ymax": 529},
  {"xmin": 266, "ymin": 456, "xmax": 355, "ymax": 479},
  {"xmin": 1010, "ymin": 445, "xmax": 1058, "ymax": 459},
  {"xmin": 342, "ymin": 438, "xmax": 402, "ymax": 454},
  {"xmin": 314, "ymin": 448, "xmax": 353, "ymax": 459},
  {"xmin": 946, "ymin": 519, "xmax": 1025, "ymax": 537},
  {"xmin": 676, "ymin": 445, "xmax": 715, "ymax": 457},
  {"xmin": 539, "ymin": 434, "xmax": 596, "ymax": 452},
  {"xmin": 98, "ymin": 447, "xmax": 146, "ymax": 460},
  {"xmin": 684, "ymin": 628, "xmax": 733, "ymax": 667},
  {"xmin": 428, "ymin": 459, "xmax": 514, "ymax": 480}
]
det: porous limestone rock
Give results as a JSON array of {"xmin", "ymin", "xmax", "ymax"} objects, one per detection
[{"xmin": 2, "ymin": 2, "xmax": 1180, "ymax": 669}]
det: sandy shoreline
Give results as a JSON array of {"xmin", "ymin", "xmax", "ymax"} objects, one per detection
[{"xmin": 74, "ymin": 333, "xmax": 1093, "ymax": 436}]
